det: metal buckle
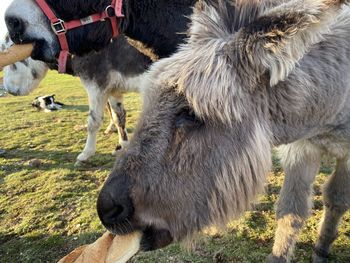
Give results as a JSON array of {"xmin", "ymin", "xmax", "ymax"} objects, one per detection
[
  {"xmin": 105, "ymin": 5, "xmax": 115, "ymax": 17},
  {"xmin": 51, "ymin": 19, "xmax": 66, "ymax": 35}
]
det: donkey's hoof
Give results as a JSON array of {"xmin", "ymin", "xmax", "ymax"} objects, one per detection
[
  {"xmin": 112, "ymin": 145, "xmax": 123, "ymax": 156},
  {"xmin": 312, "ymin": 254, "xmax": 328, "ymax": 263},
  {"xmin": 104, "ymin": 127, "xmax": 117, "ymax": 135},
  {"xmin": 267, "ymin": 254, "xmax": 288, "ymax": 263},
  {"xmin": 312, "ymin": 250, "xmax": 329, "ymax": 263},
  {"xmin": 74, "ymin": 160, "xmax": 90, "ymax": 168}
]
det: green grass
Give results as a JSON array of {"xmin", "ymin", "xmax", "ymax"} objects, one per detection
[{"xmin": 0, "ymin": 71, "xmax": 349, "ymax": 262}]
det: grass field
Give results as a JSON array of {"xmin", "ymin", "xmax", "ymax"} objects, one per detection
[{"xmin": 0, "ymin": 71, "xmax": 349, "ymax": 263}]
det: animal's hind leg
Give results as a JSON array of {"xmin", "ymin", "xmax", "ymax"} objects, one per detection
[
  {"xmin": 76, "ymin": 82, "xmax": 108, "ymax": 165},
  {"xmin": 312, "ymin": 157, "xmax": 350, "ymax": 263},
  {"xmin": 268, "ymin": 140, "xmax": 322, "ymax": 263},
  {"xmin": 104, "ymin": 99, "xmax": 118, "ymax": 134},
  {"xmin": 108, "ymin": 94, "xmax": 129, "ymax": 154}
]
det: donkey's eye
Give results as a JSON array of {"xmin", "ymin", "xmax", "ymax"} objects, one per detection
[{"xmin": 175, "ymin": 109, "xmax": 202, "ymax": 130}]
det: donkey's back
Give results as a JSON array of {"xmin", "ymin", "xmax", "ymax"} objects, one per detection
[
  {"xmin": 269, "ymin": 7, "xmax": 350, "ymax": 263},
  {"xmin": 271, "ymin": 7, "xmax": 350, "ymax": 146}
]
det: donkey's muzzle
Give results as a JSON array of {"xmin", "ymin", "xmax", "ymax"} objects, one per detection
[{"xmin": 97, "ymin": 174, "xmax": 134, "ymax": 234}]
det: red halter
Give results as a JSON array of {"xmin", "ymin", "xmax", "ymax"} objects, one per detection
[{"xmin": 35, "ymin": 0, "xmax": 124, "ymax": 73}]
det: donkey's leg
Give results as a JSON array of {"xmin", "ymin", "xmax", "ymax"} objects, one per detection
[
  {"xmin": 108, "ymin": 94, "xmax": 129, "ymax": 154},
  {"xmin": 268, "ymin": 141, "xmax": 322, "ymax": 263},
  {"xmin": 104, "ymin": 99, "xmax": 118, "ymax": 134},
  {"xmin": 76, "ymin": 82, "xmax": 108, "ymax": 165},
  {"xmin": 312, "ymin": 157, "xmax": 350, "ymax": 263}
]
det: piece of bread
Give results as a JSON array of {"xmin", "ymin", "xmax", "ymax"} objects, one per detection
[
  {"xmin": 107, "ymin": 232, "xmax": 142, "ymax": 263},
  {"xmin": 58, "ymin": 231, "xmax": 141, "ymax": 263},
  {"xmin": 0, "ymin": 44, "xmax": 33, "ymax": 69}
]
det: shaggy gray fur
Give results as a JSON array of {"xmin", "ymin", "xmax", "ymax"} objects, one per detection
[{"xmin": 99, "ymin": 0, "xmax": 350, "ymax": 261}]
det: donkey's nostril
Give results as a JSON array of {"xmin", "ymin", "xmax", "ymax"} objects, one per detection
[
  {"xmin": 97, "ymin": 174, "xmax": 134, "ymax": 229},
  {"xmin": 5, "ymin": 16, "xmax": 25, "ymax": 42},
  {"xmin": 11, "ymin": 18, "xmax": 20, "ymax": 28},
  {"xmin": 115, "ymin": 205, "xmax": 124, "ymax": 214},
  {"xmin": 104, "ymin": 204, "xmax": 124, "ymax": 224},
  {"xmin": 97, "ymin": 192, "xmax": 134, "ymax": 227}
]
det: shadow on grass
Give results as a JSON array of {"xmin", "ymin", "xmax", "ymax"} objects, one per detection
[
  {"xmin": 1, "ymin": 229, "xmax": 349, "ymax": 263},
  {"xmin": 63, "ymin": 104, "xmax": 89, "ymax": 112},
  {"xmin": 245, "ymin": 211, "xmax": 269, "ymax": 232},
  {"xmin": 0, "ymin": 231, "xmax": 104, "ymax": 263},
  {"xmin": 295, "ymin": 240, "xmax": 350, "ymax": 263},
  {"xmin": 0, "ymin": 148, "xmax": 116, "ymax": 177}
]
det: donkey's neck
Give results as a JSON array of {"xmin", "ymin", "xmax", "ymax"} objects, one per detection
[
  {"xmin": 122, "ymin": 0, "xmax": 196, "ymax": 58},
  {"xmin": 268, "ymin": 61, "xmax": 350, "ymax": 146},
  {"xmin": 265, "ymin": 9, "xmax": 350, "ymax": 146}
]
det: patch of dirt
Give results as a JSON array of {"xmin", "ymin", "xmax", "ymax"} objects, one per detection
[{"xmin": 28, "ymin": 159, "xmax": 43, "ymax": 168}]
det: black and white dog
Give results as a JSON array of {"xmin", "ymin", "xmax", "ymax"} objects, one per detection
[
  {"xmin": 1, "ymin": 35, "xmax": 151, "ymax": 165},
  {"xmin": 31, "ymin": 94, "xmax": 64, "ymax": 112}
]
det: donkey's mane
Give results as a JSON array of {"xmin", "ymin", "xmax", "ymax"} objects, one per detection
[
  {"xmin": 197, "ymin": 0, "xmax": 278, "ymax": 34},
  {"xmin": 147, "ymin": 0, "xmax": 273, "ymax": 124},
  {"xmin": 146, "ymin": 0, "xmax": 342, "ymax": 125}
]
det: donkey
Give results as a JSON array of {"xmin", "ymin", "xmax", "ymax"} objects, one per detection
[
  {"xmin": 1, "ymin": 35, "xmax": 152, "ymax": 166},
  {"xmin": 99, "ymin": 0, "xmax": 350, "ymax": 262}
]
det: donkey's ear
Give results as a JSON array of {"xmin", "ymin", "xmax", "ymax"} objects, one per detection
[{"xmin": 235, "ymin": 0, "xmax": 347, "ymax": 86}]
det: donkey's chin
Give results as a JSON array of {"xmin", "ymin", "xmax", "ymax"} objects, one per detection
[
  {"xmin": 140, "ymin": 226, "xmax": 173, "ymax": 251},
  {"xmin": 106, "ymin": 222, "xmax": 173, "ymax": 251},
  {"xmin": 30, "ymin": 39, "xmax": 58, "ymax": 63},
  {"xmin": 104, "ymin": 220, "xmax": 135, "ymax": 236}
]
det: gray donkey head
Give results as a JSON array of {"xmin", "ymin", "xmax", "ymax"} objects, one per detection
[{"xmin": 97, "ymin": 0, "xmax": 348, "ymax": 251}]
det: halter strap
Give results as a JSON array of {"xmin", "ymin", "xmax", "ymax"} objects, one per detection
[{"xmin": 35, "ymin": 0, "xmax": 124, "ymax": 73}]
